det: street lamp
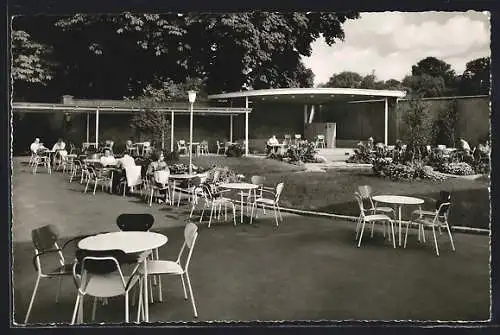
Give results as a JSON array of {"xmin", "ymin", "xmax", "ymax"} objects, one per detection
[{"xmin": 188, "ymin": 90, "xmax": 197, "ymax": 175}]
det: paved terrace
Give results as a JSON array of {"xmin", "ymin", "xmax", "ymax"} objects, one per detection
[{"xmin": 11, "ymin": 158, "xmax": 490, "ymax": 324}]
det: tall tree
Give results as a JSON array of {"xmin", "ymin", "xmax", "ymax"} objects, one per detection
[
  {"xmin": 322, "ymin": 71, "xmax": 363, "ymax": 88},
  {"xmin": 12, "ymin": 12, "xmax": 359, "ymax": 100},
  {"xmin": 402, "ymin": 73, "xmax": 447, "ymax": 98},
  {"xmin": 410, "ymin": 56, "xmax": 457, "ymax": 95},
  {"xmin": 458, "ymin": 56, "xmax": 490, "ymax": 95}
]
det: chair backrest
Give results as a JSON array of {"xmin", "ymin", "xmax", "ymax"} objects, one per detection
[
  {"xmin": 75, "ymin": 248, "xmax": 128, "ymax": 277},
  {"xmin": 294, "ymin": 134, "xmax": 301, "ymax": 140},
  {"xmin": 357, "ymin": 185, "xmax": 373, "ymax": 199},
  {"xmin": 125, "ymin": 165, "xmax": 142, "ymax": 187},
  {"xmin": 284, "ymin": 134, "xmax": 291, "ymax": 140},
  {"xmin": 435, "ymin": 202, "xmax": 451, "ymax": 218},
  {"xmin": 179, "ymin": 222, "xmax": 198, "ymax": 271},
  {"xmin": 217, "ymin": 141, "xmax": 224, "ymax": 148},
  {"xmin": 178, "ymin": 140, "xmax": 186, "ymax": 146},
  {"xmin": 154, "ymin": 170, "xmax": 170, "ymax": 185},
  {"xmin": 32, "ymin": 225, "xmax": 59, "ymax": 253},
  {"xmin": 251, "ymin": 175, "xmax": 266, "ymax": 185},
  {"xmin": 275, "ymin": 182, "xmax": 284, "ymax": 202},
  {"xmin": 190, "ymin": 176, "xmax": 202, "ymax": 188},
  {"xmin": 116, "ymin": 213, "xmax": 155, "ymax": 231},
  {"xmin": 317, "ymin": 134, "xmax": 325, "ymax": 140},
  {"xmin": 354, "ymin": 192, "xmax": 366, "ymax": 216},
  {"xmin": 143, "ymin": 141, "xmax": 150, "ymax": 147},
  {"xmin": 436, "ymin": 191, "xmax": 451, "ymax": 214}
]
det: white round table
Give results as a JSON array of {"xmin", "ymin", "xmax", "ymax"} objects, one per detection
[
  {"xmin": 78, "ymin": 231, "xmax": 167, "ymax": 322},
  {"xmin": 372, "ymin": 195, "xmax": 424, "ymax": 247},
  {"xmin": 219, "ymin": 182, "xmax": 259, "ymax": 223}
]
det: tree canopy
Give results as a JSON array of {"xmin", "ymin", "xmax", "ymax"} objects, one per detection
[{"xmin": 12, "ymin": 12, "xmax": 359, "ymax": 101}]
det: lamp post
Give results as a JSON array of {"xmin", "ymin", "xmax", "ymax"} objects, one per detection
[{"xmin": 188, "ymin": 90, "xmax": 197, "ymax": 175}]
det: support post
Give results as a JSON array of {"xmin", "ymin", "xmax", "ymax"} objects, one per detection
[
  {"xmin": 170, "ymin": 111, "xmax": 175, "ymax": 152},
  {"xmin": 230, "ymin": 115, "xmax": 233, "ymax": 142},
  {"xmin": 86, "ymin": 112, "xmax": 89, "ymax": 143},
  {"xmin": 245, "ymin": 97, "xmax": 249, "ymax": 156},
  {"xmin": 95, "ymin": 107, "xmax": 99, "ymax": 148},
  {"xmin": 384, "ymin": 98, "xmax": 389, "ymax": 145},
  {"xmin": 303, "ymin": 104, "xmax": 308, "ymax": 123},
  {"xmin": 189, "ymin": 103, "xmax": 193, "ymax": 175},
  {"xmin": 309, "ymin": 105, "xmax": 315, "ymax": 124}
]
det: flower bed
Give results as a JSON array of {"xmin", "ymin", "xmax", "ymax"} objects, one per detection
[{"xmin": 268, "ymin": 140, "xmax": 321, "ymax": 165}]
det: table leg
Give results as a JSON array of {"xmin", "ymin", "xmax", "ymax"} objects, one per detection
[
  {"xmin": 240, "ymin": 192, "xmax": 244, "ymax": 223},
  {"xmin": 398, "ymin": 206, "xmax": 402, "ymax": 247},
  {"xmin": 143, "ymin": 260, "xmax": 149, "ymax": 322}
]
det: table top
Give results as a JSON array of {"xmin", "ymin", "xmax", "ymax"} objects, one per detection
[
  {"xmin": 269, "ymin": 143, "xmax": 286, "ymax": 147},
  {"xmin": 219, "ymin": 182, "xmax": 259, "ymax": 190},
  {"xmin": 372, "ymin": 195, "xmax": 424, "ymax": 205},
  {"xmin": 170, "ymin": 173, "xmax": 206, "ymax": 179},
  {"xmin": 78, "ymin": 231, "xmax": 168, "ymax": 254}
]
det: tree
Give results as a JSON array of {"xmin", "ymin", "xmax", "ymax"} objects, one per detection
[
  {"xmin": 11, "ymin": 30, "xmax": 56, "ymax": 86},
  {"xmin": 381, "ymin": 79, "xmax": 403, "ymax": 90},
  {"xmin": 400, "ymin": 96, "xmax": 433, "ymax": 151},
  {"xmin": 322, "ymin": 71, "xmax": 363, "ymax": 88},
  {"xmin": 458, "ymin": 57, "xmax": 490, "ymax": 95},
  {"xmin": 402, "ymin": 73, "xmax": 446, "ymax": 98},
  {"xmin": 410, "ymin": 57, "xmax": 457, "ymax": 95},
  {"xmin": 13, "ymin": 12, "xmax": 359, "ymax": 99}
]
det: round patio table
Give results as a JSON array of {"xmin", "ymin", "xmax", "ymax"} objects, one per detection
[
  {"xmin": 372, "ymin": 195, "xmax": 424, "ymax": 247},
  {"xmin": 78, "ymin": 231, "xmax": 168, "ymax": 322},
  {"xmin": 219, "ymin": 182, "xmax": 259, "ymax": 224}
]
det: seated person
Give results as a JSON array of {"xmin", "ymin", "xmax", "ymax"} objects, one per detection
[
  {"xmin": 266, "ymin": 135, "xmax": 279, "ymax": 155},
  {"xmin": 100, "ymin": 149, "xmax": 117, "ymax": 166},
  {"xmin": 30, "ymin": 138, "xmax": 47, "ymax": 154},
  {"xmin": 146, "ymin": 151, "xmax": 169, "ymax": 176},
  {"xmin": 51, "ymin": 138, "xmax": 66, "ymax": 152},
  {"xmin": 459, "ymin": 138, "xmax": 471, "ymax": 154},
  {"xmin": 116, "ymin": 152, "xmax": 136, "ymax": 170}
]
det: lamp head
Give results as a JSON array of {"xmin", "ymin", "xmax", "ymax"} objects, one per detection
[{"xmin": 188, "ymin": 90, "xmax": 197, "ymax": 103}]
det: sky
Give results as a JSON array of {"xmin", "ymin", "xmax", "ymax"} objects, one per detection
[{"xmin": 302, "ymin": 11, "xmax": 491, "ymax": 86}]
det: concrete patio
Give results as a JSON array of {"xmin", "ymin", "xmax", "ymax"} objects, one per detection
[{"xmin": 11, "ymin": 158, "xmax": 490, "ymax": 324}]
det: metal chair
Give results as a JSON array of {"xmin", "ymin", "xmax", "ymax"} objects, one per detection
[
  {"xmin": 116, "ymin": 214, "xmax": 155, "ymax": 232},
  {"xmin": 84, "ymin": 166, "xmax": 113, "ymax": 195},
  {"xmin": 177, "ymin": 140, "xmax": 188, "ymax": 155},
  {"xmin": 216, "ymin": 141, "xmax": 225, "ymax": 155},
  {"xmin": 137, "ymin": 222, "xmax": 199, "ymax": 319},
  {"xmin": 190, "ymin": 183, "xmax": 237, "ymax": 228},
  {"xmin": 71, "ymin": 249, "xmax": 144, "ymax": 324},
  {"xmin": 405, "ymin": 202, "xmax": 455, "ymax": 256},
  {"xmin": 354, "ymin": 192, "xmax": 395, "ymax": 248},
  {"xmin": 357, "ymin": 185, "xmax": 395, "ymax": 219},
  {"xmin": 24, "ymin": 225, "xmax": 93, "ymax": 324},
  {"xmin": 249, "ymin": 182, "xmax": 285, "ymax": 227},
  {"xmin": 316, "ymin": 134, "xmax": 326, "ymax": 148}
]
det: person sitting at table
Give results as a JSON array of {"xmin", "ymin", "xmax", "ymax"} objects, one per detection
[
  {"xmin": 146, "ymin": 150, "xmax": 169, "ymax": 176},
  {"xmin": 112, "ymin": 152, "xmax": 136, "ymax": 194},
  {"xmin": 100, "ymin": 149, "xmax": 117, "ymax": 167},
  {"xmin": 51, "ymin": 139, "xmax": 67, "ymax": 165},
  {"xmin": 266, "ymin": 135, "xmax": 279, "ymax": 156},
  {"xmin": 117, "ymin": 152, "xmax": 136, "ymax": 170},
  {"xmin": 30, "ymin": 138, "xmax": 47, "ymax": 154}
]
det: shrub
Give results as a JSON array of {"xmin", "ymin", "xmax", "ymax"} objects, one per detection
[
  {"xmin": 373, "ymin": 158, "xmax": 446, "ymax": 182},
  {"xmin": 226, "ymin": 143, "xmax": 243, "ymax": 157},
  {"xmin": 268, "ymin": 140, "xmax": 318, "ymax": 164},
  {"xmin": 346, "ymin": 142, "xmax": 375, "ymax": 164},
  {"xmin": 439, "ymin": 162, "xmax": 474, "ymax": 175}
]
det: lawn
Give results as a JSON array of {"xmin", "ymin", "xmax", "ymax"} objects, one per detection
[{"xmin": 180, "ymin": 155, "xmax": 490, "ymax": 230}]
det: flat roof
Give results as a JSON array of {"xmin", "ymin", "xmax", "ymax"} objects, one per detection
[
  {"xmin": 208, "ymin": 87, "xmax": 407, "ymax": 104},
  {"xmin": 11, "ymin": 102, "xmax": 251, "ymax": 116}
]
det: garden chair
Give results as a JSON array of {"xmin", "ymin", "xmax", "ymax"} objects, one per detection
[
  {"xmin": 199, "ymin": 140, "xmax": 209, "ymax": 155},
  {"xmin": 68, "ymin": 160, "xmax": 82, "ymax": 183},
  {"xmin": 404, "ymin": 202, "xmax": 455, "ymax": 256},
  {"xmin": 104, "ymin": 140, "xmax": 114, "ymax": 153},
  {"xmin": 411, "ymin": 191, "xmax": 451, "ymax": 240},
  {"xmin": 173, "ymin": 176, "xmax": 202, "ymax": 207},
  {"xmin": 357, "ymin": 185, "xmax": 395, "ymax": 219},
  {"xmin": 120, "ymin": 165, "xmax": 143, "ymax": 197},
  {"xmin": 284, "ymin": 134, "xmax": 291, "ymax": 144},
  {"xmin": 316, "ymin": 135, "xmax": 326, "ymax": 148},
  {"xmin": 177, "ymin": 140, "xmax": 188, "ymax": 155},
  {"xmin": 354, "ymin": 192, "xmax": 395, "ymax": 248},
  {"xmin": 216, "ymin": 141, "xmax": 225, "ymax": 155},
  {"xmin": 137, "ymin": 222, "xmax": 199, "ymax": 320},
  {"xmin": 294, "ymin": 134, "xmax": 302, "ymax": 144},
  {"xmin": 149, "ymin": 170, "xmax": 172, "ymax": 206},
  {"xmin": 32, "ymin": 150, "xmax": 52, "ymax": 175},
  {"xmin": 55, "ymin": 150, "xmax": 70, "ymax": 173},
  {"xmin": 190, "ymin": 183, "xmax": 236, "ymax": 228},
  {"xmin": 70, "ymin": 249, "xmax": 144, "ymax": 324},
  {"xmin": 241, "ymin": 175, "xmax": 266, "ymax": 215},
  {"xmin": 249, "ymin": 182, "xmax": 285, "ymax": 227},
  {"xmin": 84, "ymin": 166, "xmax": 113, "ymax": 195},
  {"xmin": 24, "ymin": 225, "xmax": 94, "ymax": 324}
]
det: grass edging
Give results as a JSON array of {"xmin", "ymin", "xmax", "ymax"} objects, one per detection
[{"xmin": 257, "ymin": 204, "xmax": 490, "ymax": 236}]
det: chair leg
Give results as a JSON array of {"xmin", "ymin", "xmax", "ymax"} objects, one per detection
[
  {"xmin": 250, "ymin": 202, "xmax": 256, "ymax": 225},
  {"xmin": 277, "ymin": 205, "xmax": 283, "ymax": 221},
  {"xmin": 180, "ymin": 274, "xmax": 188, "ymax": 299},
  {"xmin": 55, "ymin": 276, "xmax": 63, "ymax": 303},
  {"xmin": 232, "ymin": 204, "xmax": 237, "ymax": 226},
  {"xmin": 355, "ymin": 216, "xmax": 362, "ymax": 240},
  {"xmin": 208, "ymin": 205, "xmax": 214, "ymax": 228},
  {"xmin": 125, "ymin": 292, "xmax": 129, "ymax": 323},
  {"xmin": 91, "ymin": 297, "xmax": 97, "ymax": 321},
  {"xmin": 185, "ymin": 272, "xmax": 198, "ymax": 318},
  {"xmin": 137, "ymin": 278, "xmax": 143, "ymax": 322},
  {"xmin": 273, "ymin": 204, "xmax": 279, "ymax": 227},
  {"xmin": 24, "ymin": 275, "xmax": 41, "ymax": 324},
  {"xmin": 93, "ymin": 181, "xmax": 98, "ymax": 195},
  {"xmin": 71, "ymin": 293, "xmax": 82, "ymax": 325},
  {"xmin": 445, "ymin": 224, "xmax": 456, "ymax": 251},
  {"xmin": 404, "ymin": 221, "xmax": 410, "ymax": 248},
  {"xmin": 149, "ymin": 188, "xmax": 154, "ymax": 207},
  {"xmin": 431, "ymin": 225, "xmax": 440, "ymax": 256},
  {"xmin": 357, "ymin": 220, "xmax": 366, "ymax": 248},
  {"xmin": 390, "ymin": 221, "xmax": 396, "ymax": 248}
]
